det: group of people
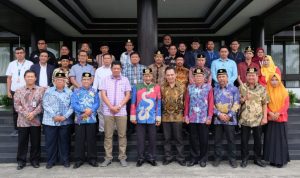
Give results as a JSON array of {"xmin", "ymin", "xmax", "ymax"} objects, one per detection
[{"xmin": 5, "ymin": 35, "xmax": 290, "ymax": 171}]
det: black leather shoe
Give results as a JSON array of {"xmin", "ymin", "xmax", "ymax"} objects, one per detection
[
  {"xmin": 199, "ymin": 161, "xmax": 206, "ymax": 167},
  {"xmin": 64, "ymin": 162, "xmax": 70, "ymax": 168},
  {"xmin": 177, "ymin": 160, "xmax": 186, "ymax": 166},
  {"xmin": 240, "ymin": 160, "xmax": 248, "ymax": 168},
  {"xmin": 229, "ymin": 160, "xmax": 238, "ymax": 168},
  {"xmin": 136, "ymin": 160, "xmax": 144, "ymax": 167},
  {"xmin": 254, "ymin": 160, "xmax": 266, "ymax": 167},
  {"xmin": 31, "ymin": 161, "xmax": 40, "ymax": 168},
  {"xmin": 187, "ymin": 160, "xmax": 197, "ymax": 167},
  {"xmin": 73, "ymin": 161, "xmax": 83, "ymax": 169},
  {"xmin": 88, "ymin": 160, "xmax": 99, "ymax": 167},
  {"xmin": 147, "ymin": 160, "xmax": 157, "ymax": 166},
  {"xmin": 162, "ymin": 159, "xmax": 172, "ymax": 165},
  {"xmin": 213, "ymin": 158, "xmax": 221, "ymax": 167},
  {"xmin": 17, "ymin": 162, "xmax": 26, "ymax": 170},
  {"xmin": 46, "ymin": 164, "xmax": 53, "ymax": 169}
]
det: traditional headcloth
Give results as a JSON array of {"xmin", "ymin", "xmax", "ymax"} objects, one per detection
[
  {"xmin": 261, "ymin": 55, "xmax": 277, "ymax": 82},
  {"xmin": 266, "ymin": 73, "xmax": 288, "ymax": 112}
]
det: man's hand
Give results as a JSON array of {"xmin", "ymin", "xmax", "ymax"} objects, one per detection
[
  {"xmin": 205, "ymin": 119, "xmax": 211, "ymax": 125},
  {"xmin": 7, "ymin": 91, "xmax": 12, "ymax": 99},
  {"xmin": 131, "ymin": 120, "xmax": 137, "ymax": 125},
  {"xmin": 84, "ymin": 108, "xmax": 92, "ymax": 116},
  {"xmin": 261, "ymin": 117, "xmax": 268, "ymax": 125},
  {"xmin": 156, "ymin": 121, "xmax": 161, "ymax": 126},
  {"xmin": 109, "ymin": 106, "xmax": 120, "ymax": 114},
  {"xmin": 274, "ymin": 112, "xmax": 280, "ymax": 120},
  {"xmin": 26, "ymin": 112, "xmax": 34, "ymax": 121}
]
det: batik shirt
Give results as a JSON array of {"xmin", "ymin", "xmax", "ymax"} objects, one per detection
[
  {"xmin": 71, "ymin": 86, "xmax": 100, "ymax": 124},
  {"xmin": 184, "ymin": 83, "xmax": 213, "ymax": 123},
  {"xmin": 42, "ymin": 86, "xmax": 73, "ymax": 126},
  {"xmin": 161, "ymin": 82, "xmax": 185, "ymax": 122},
  {"xmin": 176, "ymin": 67, "xmax": 189, "ymax": 86},
  {"xmin": 239, "ymin": 83, "xmax": 269, "ymax": 127},
  {"xmin": 130, "ymin": 83, "xmax": 161, "ymax": 124},
  {"xmin": 213, "ymin": 84, "xmax": 240, "ymax": 125},
  {"xmin": 14, "ymin": 86, "xmax": 45, "ymax": 127}
]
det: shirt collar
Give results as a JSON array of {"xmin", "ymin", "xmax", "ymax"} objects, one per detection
[
  {"xmin": 26, "ymin": 85, "xmax": 37, "ymax": 90},
  {"xmin": 111, "ymin": 75, "xmax": 121, "ymax": 80},
  {"xmin": 218, "ymin": 58, "xmax": 228, "ymax": 61},
  {"xmin": 54, "ymin": 86, "xmax": 66, "ymax": 92}
]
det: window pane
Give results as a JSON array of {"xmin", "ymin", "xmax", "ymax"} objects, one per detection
[
  {"xmin": 239, "ymin": 42, "xmax": 251, "ymax": 52},
  {"xmin": 286, "ymin": 81, "xmax": 300, "ymax": 88},
  {"xmin": 285, "ymin": 43, "xmax": 299, "ymax": 74},
  {"xmin": 271, "ymin": 45, "xmax": 283, "ymax": 72},
  {"xmin": 0, "ymin": 83, "xmax": 7, "ymax": 95},
  {"xmin": 0, "ymin": 43, "xmax": 10, "ymax": 76},
  {"xmin": 47, "ymin": 43, "xmax": 60, "ymax": 58}
]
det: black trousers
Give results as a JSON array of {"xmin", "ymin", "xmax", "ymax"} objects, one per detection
[
  {"xmin": 163, "ymin": 122, "xmax": 185, "ymax": 162},
  {"xmin": 214, "ymin": 125, "xmax": 236, "ymax": 160},
  {"xmin": 17, "ymin": 126, "xmax": 41, "ymax": 163},
  {"xmin": 44, "ymin": 125, "xmax": 71, "ymax": 165},
  {"xmin": 189, "ymin": 123, "xmax": 209, "ymax": 162},
  {"xmin": 241, "ymin": 125, "xmax": 262, "ymax": 161},
  {"xmin": 136, "ymin": 124, "xmax": 156, "ymax": 161},
  {"xmin": 11, "ymin": 91, "xmax": 18, "ymax": 130},
  {"xmin": 74, "ymin": 124, "xmax": 97, "ymax": 162},
  {"xmin": 126, "ymin": 100, "xmax": 135, "ymax": 133}
]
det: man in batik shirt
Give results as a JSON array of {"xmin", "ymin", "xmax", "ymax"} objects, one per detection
[
  {"xmin": 184, "ymin": 68, "xmax": 213, "ymax": 167},
  {"xmin": 14, "ymin": 70, "xmax": 45, "ymax": 170},
  {"xmin": 213, "ymin": 69, "xmax": 240, "ymax": 168},
  {"xmin": 239, "ymin": 67, "xmax": 268, "ymax": 168},
  {"xmin": 42, "ymin": 72, "xmax": 73, "ymax": 169},
  {"xmin": 148, "ymin": 50, "xmax": 167, "ymax": 86},
  {"xmin": 130, "ymin": 68, "xmax": 161, "ymax": 167},
  {"xmin": 161, "ymin": 66, "xmax": 186, "ymax": 166},
  {"xmin": 71, "ymin": 72, "xmax": 100, "ymax": 169},
  {"xmin": 175, "ymin": 54, "xmax": 189, "ymax": 87}
]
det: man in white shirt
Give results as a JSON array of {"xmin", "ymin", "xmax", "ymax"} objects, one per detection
[
  {"xmin": 6, "ymin": 47, "xmax": 33, "ymax": 136},
  {"xmin": 93, "ymin": 53, "xmax": 113, "ymax": 132},
  {"xmin": 120, "ymin": 39, "xmax": 134, "ymax": 66}
]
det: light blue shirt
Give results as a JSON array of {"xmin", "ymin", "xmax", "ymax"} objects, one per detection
[
  {"xmin": 69, "ymin": 63, "xmax": 95, "ymax": 86},
  {"xmin": 42, "ymin": 87, "xmax": 73, "ymax": 126},
  {"xmin": 211, "ymin": 58, "xmax": 238, "ymax": 85}
]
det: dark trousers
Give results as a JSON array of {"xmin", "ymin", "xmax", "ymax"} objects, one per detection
[
  {"xmin": 17, "ymin": 126, "xmax": 41, "ymax": 163},
  {"xmin": 241, "ymin": 125, "xmax": 262, "ymax": 161},
  {"xmin": 214, "ymin": 124, "xmax": 236, "ymax": 160},
  {"xmin": 44, "ymin": 125, "xmax": 71, "ymax": 165},
  {"xmin": 74, "ymin": 124, "xmax": 97, "ymax": 162},
  {"xmin": 136, "ymin": 124, "xmax": 157, "ymax": 161},
  {"xmin": 163, "ymin": 122, "xmax": 185, "ymax": 162},
  {"xmin": 11, "ymin": 91, "xmax": 18, "ymax": 130},
  {"xmin": 126, "ymin": 100, "xmax": 135, "ymax": 133},
  {"xmin": 189, "ymin": 123, "xmax": 209, "ymax": 162}
]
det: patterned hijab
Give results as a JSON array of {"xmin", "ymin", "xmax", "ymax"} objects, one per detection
[{"xmin": 266, "ymin": 73, "xmax": 288, "ymax": 112}]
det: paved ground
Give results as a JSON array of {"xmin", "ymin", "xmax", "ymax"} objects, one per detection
[{"xmin": 1, "ymin": 160, "xmax": 300, "ymax": 178}]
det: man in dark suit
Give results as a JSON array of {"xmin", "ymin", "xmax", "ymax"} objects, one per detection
[{"xmin": 30, "ymin": 50, "xmax": 55, "ymax": 87}]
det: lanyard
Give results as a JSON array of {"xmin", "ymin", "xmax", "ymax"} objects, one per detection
[{"xmin": 17, "ymin": 60, "xmax": 25, "ymax": 77}]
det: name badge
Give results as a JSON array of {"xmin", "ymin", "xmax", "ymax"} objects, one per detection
[{"xmin": 32, "ymin": 101, "xmax": 37, "ymax": 108}]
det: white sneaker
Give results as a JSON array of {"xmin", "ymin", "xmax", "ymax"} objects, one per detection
[
  {"xmin": 120, "ymin": 159, "xmax": 128, "ymax": 167},
  {"xmin": 100, "ymin": 160, "xmax": 112, "ymax": 167}
]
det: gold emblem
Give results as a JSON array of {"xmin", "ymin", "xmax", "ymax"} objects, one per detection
[
  {"xmin": 58, "ymin": 73, "xmax": 62, "ymax": 77},
  {"xmin": 127, "ymin": 39, "xmax": 131, "ymax": 43},
  {"xmin": 145, "ymin": 69, "xmax": 150, "ymax": 74},
  {"xmin": 157, "ymin": 51, "xmax": 161, "ymax": 55},
  {"xmin": 85, "ymin": 73, "xmax": 89, "ymax": 77},
  {"xmin": 249, "ymin": 68, "xmax": 255, "ymax": 73}
]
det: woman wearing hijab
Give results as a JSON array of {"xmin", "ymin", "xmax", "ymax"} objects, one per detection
[
  {"xmin": 252, "ymin": 48, "xmax": 265, "ymax": 67},
  {"xmin": 259, "ymin": 55, "xmax": 281, "ymax": 87},
  {"xmin": 264, "ymin": 73, "xmax": 290, "ymax": 168}
]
